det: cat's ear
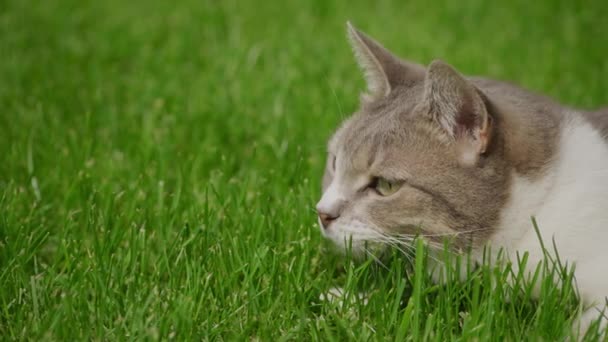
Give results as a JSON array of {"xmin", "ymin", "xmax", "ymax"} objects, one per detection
[
  {"xmin": 347, "ymin": 22, "xmax": 424, "ymax": 101},
  {"xmin": 419, "ymin": 60, "xmax": 492, "ymax": 167}
]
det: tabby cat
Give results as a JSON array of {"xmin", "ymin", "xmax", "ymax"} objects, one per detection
[{"xmin": 317, "ymin": 22, "xmax": 608, "ymax": 335}]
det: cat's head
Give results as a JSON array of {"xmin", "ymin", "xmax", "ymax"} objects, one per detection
[{"xmin": 317, "ymin": 23, "xmax": 510, "ymax": 256}]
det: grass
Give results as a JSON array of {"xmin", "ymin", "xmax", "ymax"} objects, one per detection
[{"xmin": 1, "ymin": 0, "xmax": 608, "ymax": 340}]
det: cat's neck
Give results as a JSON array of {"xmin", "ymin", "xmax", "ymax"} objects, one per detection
[
  {"xmin": 482, "ymin": 81, "xmax": 565, "ymax": 180},
  {"xmin": 489, "ymin": 112, "xmax": 608, "ymax": 251}
]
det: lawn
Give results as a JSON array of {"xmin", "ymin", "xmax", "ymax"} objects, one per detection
[{"xmin": 1, "ymin": 0, "xmax": 608, "ymax": 340}]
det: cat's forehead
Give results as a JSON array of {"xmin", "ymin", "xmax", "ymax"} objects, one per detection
[{"xmin": 329, "ymin": 87, "xmax": 426, "ymax": 163}]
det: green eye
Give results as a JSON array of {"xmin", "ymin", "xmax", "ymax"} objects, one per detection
[{"xmin": 374, "ymin": 178, "xmax": 401, "ymax": 196}]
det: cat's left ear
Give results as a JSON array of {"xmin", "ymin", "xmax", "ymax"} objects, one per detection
[
  {"xmin": 419, "ymin": 60, "xmax": 492, "ymax": 167},
  {"xmin": 347, "ymin": 22, "xmax": 425, "ymax": 101}
]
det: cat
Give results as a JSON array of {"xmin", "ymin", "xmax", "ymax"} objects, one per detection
[{"xmin": 317, "ymin": 22, "xmax": 608, "ymax": 337}]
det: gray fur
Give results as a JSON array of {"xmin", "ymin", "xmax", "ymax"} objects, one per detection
[{"xmin": 319, "ymin": 24, "xmax": 607, "ymax": 251}]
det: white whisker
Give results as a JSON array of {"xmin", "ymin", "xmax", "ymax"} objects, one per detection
[{"xmin": 363, "ymin": 247, "xmax": 390, "ymax": 271}]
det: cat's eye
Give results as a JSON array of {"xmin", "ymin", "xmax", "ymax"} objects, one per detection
[{"xmin": 372, "ymin": 177, "xmax": 401, "ymax": 196}]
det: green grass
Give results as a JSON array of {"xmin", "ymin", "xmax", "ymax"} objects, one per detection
[{"xmin": 1, "ymin": 0, "xmax": 608, "ymax": 340}]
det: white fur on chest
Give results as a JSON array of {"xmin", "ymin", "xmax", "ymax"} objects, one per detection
[{"xmin": 486, "ymin": 115, "xmax": 608, "ymax": 309}]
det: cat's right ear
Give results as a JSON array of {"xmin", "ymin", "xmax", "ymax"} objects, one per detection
[
  {"xmin": 347, "ymin": 22, "xmax": 424, "ymax": 101},
  {"xmin": 418, "ymin": 60, "xmax": 492, "ymax": 167}
]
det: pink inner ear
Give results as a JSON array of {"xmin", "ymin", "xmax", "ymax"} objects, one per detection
[
  {"xmin": 453, "ymin": 91, "xmax": 481, "ymax": 135},
  {"xmin": 455, "ymin": 113, "xmax": 493, "ymax": 167},
  {"xmin": 478, "ymin": 116, "xmax": 493, "ymax": 154}
]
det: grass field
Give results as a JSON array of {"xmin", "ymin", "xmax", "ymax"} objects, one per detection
[{"xmin": 2, "ymin": 0, "xmax": 608, "ymax": 340}]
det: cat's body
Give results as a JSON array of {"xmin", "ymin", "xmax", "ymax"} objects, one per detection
[{"xmin": 317, "ymin": 23, "xmax": 608, "ymax": 336}]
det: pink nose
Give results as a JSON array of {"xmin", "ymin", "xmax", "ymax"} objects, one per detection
[{"xmin": 318, "ymin": 211, "xmax": 338, "ymax": 229}]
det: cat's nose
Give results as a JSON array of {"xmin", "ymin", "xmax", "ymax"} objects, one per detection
[{"xmin": 317, "ymin": 211, "xmax": 339, "ymax": 229}]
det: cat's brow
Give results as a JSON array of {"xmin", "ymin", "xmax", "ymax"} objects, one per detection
[{"xmin": 370, "ymin": 165, "xmax": 413, "ymax": 182}]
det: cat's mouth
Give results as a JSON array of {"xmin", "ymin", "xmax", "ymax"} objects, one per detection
[
  {"xmin": 320, "ymin": 219, "xmax": 468, "ymax": 258},
  {"xmin": 319, "ymin": 219, "xmax": 407, "ymax": 257}
]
